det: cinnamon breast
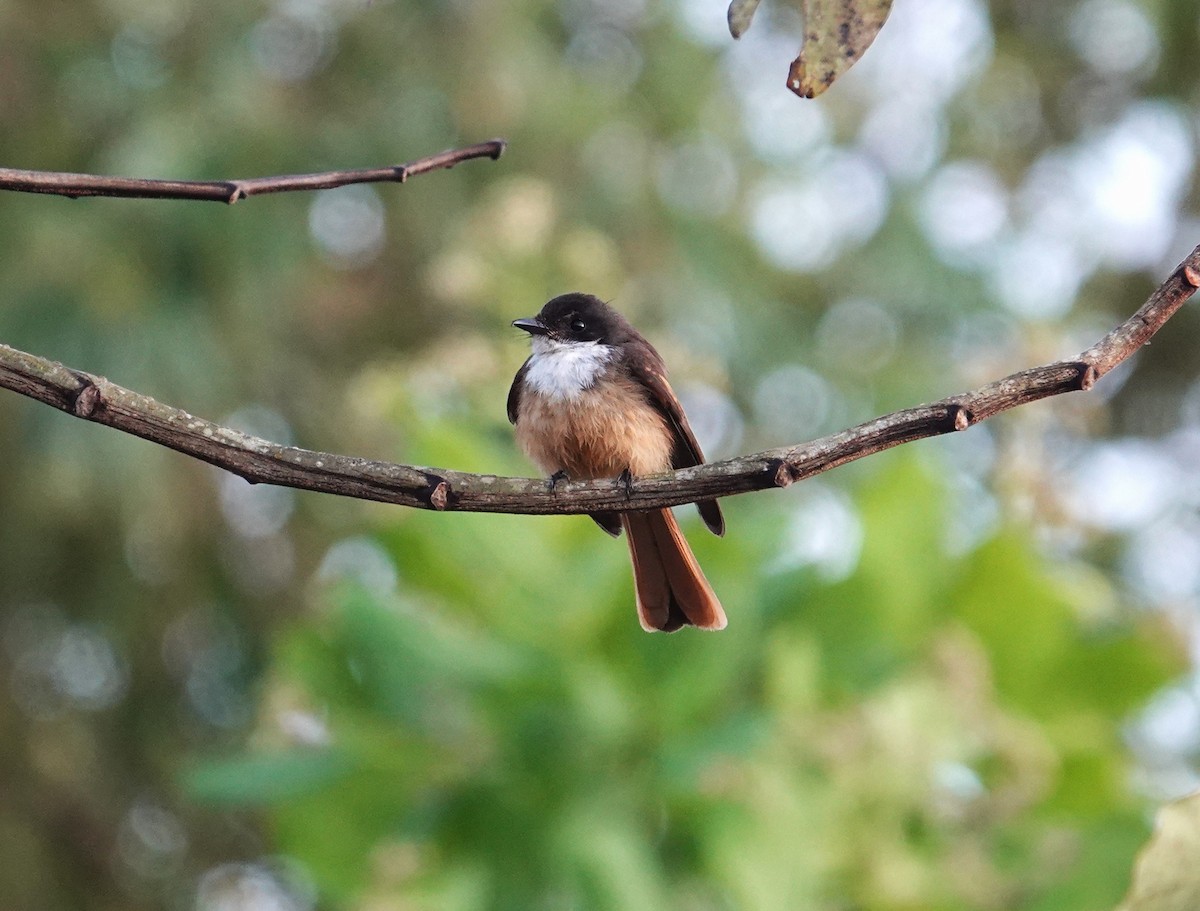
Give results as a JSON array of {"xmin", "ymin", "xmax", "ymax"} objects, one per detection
[{"xmin": 515, "ymin": 371, "xmax": 675, "ymax": 480}]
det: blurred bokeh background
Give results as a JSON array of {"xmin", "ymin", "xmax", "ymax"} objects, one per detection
[{"xmin": 2, "ymin": 0, "xmax": 1200, "ymax": 908}]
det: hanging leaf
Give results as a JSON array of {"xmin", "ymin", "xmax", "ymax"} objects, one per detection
[
  {"xmin": 788, "ymin": 0, "xmax": 893, "ymax": 97},
  {"xmin": 727, "ymin": 0, "xmax": 763, "ymax": 38},
  {"xmin": 1118, "ymin": 792, "xmax": 1200, "ymax": 911},
  {"xmin": 728, "ymin": 0, "xmax": 894, "ymax": 98}
]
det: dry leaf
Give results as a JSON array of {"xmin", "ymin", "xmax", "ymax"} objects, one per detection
[
  {"xmin": 789, "ymin": 0, "xmax": 893, "ymax": 97},
  {"xmin": 1118, "ymin": 791, "xmax": 1200, "ymax": 911},
  {"xmin": 728, "ymin": 0, "xmax": 893, "ymax": 98},
  {"xmin": 727, "ymin": 0, "xmax": 763, "ymax": 38}
]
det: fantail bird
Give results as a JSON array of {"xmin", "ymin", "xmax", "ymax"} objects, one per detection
[{"xmin": 508, "ymin": 293, "xmax": 725, "ymax": 632}]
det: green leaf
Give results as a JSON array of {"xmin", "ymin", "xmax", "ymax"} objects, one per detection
[
  {"xmin": 183, "ymin": 750, "xmax": 354, "ymax": 805},
  {"xmin": 775, "ymin": 457, "xmax": 947, "ymax": 693},
  {"xmin": 952, "ymin": 534, "xmax": 1183, "ymax": 721}
]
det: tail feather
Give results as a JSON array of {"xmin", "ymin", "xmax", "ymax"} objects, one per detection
[{"xmin": 622, "ymin": 510, "xmax": 726, "ymax": 632}]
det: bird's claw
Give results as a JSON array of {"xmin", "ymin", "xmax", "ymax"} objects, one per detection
[{"xmin": 617, "ymin": 468, "xmax": 634, "ymax": 500}]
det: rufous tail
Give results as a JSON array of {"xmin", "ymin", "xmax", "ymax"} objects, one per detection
[{"xmin": 621, "ymin": 509, "xmax": 726, "ymax": 632}]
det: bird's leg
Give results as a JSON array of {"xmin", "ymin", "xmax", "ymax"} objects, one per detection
[
  {"xmin": 617, "ymin": 467, "xmax": 634, "ymax": 500},
  {"xmin": 547, "ymin": 469, "xmax": 569, "ymax": 492}
]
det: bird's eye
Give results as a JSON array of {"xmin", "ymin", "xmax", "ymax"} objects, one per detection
[{"xmin": 571, "ymin": 318, "xmax": 587, "ymax": 332}]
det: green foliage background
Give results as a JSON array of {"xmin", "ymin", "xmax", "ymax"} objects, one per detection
[{"xmin": 1, "ymin": 1, "xmax": 1198, "ymax": 909}]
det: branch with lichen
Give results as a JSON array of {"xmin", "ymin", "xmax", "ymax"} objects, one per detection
[
  {"xmin": 0, "ymin": 140, "xmax": 506, "ymax": 204},
  {"xmin": 2, "ymin": 248, "xmax": 1197, "ymax": 516}
]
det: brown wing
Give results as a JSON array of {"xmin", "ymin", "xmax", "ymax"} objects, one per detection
[{"xmin": 626, "ymin": 354, "xmax": 725, "ymax": 537}]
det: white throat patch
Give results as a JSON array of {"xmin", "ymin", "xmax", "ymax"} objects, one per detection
[{"xmin": 524, "ymin": 336, "xmax": 615, "ymax": 400}]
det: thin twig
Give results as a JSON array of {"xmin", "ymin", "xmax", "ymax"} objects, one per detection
[
  {"xmin": 1, "ymin": 247, "xmax": 1198, "ymax": 515},
  {"xmin": 0, "ymin": 140, "xmax": 507, "ymax": 204}
]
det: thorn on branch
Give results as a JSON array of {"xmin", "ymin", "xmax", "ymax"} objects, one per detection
[
  {"xmin": 71, "ymin": 376, "xmax": 102, "ymax": 418},
  {"xmin": 429, "ymin": 479, "xmax": 450, "ymax": 511},
  {"xmin": 1079, "ymin": 364, "xmax": 1098, "ymax": 391},
  {"xmin": 772, "ymin": 458, "xmax": 797, "ymax": 488}
]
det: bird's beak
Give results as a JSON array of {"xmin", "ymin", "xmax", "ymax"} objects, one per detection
[{"xmin": 512, "ymin": 317, "xmax": 549, "ymax": 335}]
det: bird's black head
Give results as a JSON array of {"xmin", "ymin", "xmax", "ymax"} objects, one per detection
[{"xmin": 513, "ymin": 293, "xmax": 631, "ymax": 345}]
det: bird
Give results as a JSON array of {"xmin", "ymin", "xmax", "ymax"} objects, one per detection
[{"xmin": 507, "ymin": 292, "xmax": 725, "ymax": 632}]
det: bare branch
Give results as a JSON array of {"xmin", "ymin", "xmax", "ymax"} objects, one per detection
[
  {"xmin": 1, "ymin": 247, "xmax": 1198, "ymax": 515},
  {"xmin": 0, "ymin": 140, "xmax": 507, "ymax": 204}
]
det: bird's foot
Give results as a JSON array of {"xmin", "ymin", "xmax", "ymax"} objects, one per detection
[
  {"xmin": 547, "ymin": 469, "xmax": 569, "ymax": 492},
  {"xmin": 617, "ymin": 468, "xmax": 634, "ymax": 500}
]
